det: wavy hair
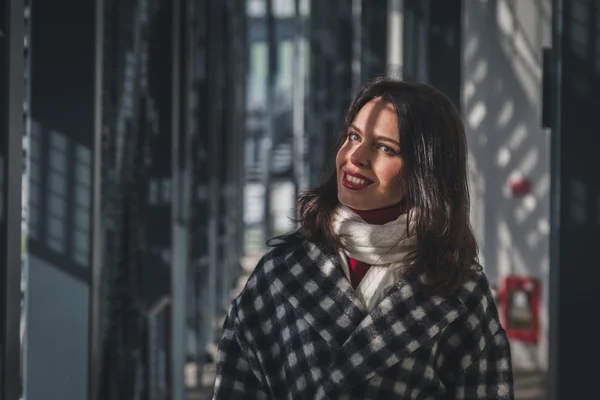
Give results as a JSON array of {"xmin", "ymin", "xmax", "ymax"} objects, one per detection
[{"xmin": 297, "ymin": 77, "xmax": 480, "ymax": 296}]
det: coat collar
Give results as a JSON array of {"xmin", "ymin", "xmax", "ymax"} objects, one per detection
[
  {"xmin": 323, "ymin": 276, "xmax": 467, "ymax": 395},
  {"xmin": 268, "ymin": 235, "xmax": 467, "ymax": 395},
  {"xmin": 269, "ymin": 238, "xmax": 368, "ymax": 349}
]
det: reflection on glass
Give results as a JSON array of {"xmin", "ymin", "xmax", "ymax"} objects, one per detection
[
  {"xmin": 28, "ymin": 121, "xmax": 41, "ymax": 241},
  {"xmin": 47, "ymin": 131, "xmax": 67, "ymax": 254},
  {"xmin": 570, "ymin": 180, "xmax": 587, "ymax": 225},
  {"xmin": 570, "ymin": 0, "xmax": 589, "ymax": 59},
  {"xmin": 72, "ymin": 144, "xmax": 91, "ymax": 267}
]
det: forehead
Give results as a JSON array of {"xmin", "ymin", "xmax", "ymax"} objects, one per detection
[{"xmin": 352, "ymin": 98, "xmax": 398, "ymax": 136}]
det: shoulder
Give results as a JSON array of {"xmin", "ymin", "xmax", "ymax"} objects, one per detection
[
  {"xmin": 455, "ymin": 268, "xmax": 501, "ymax": 328},
  {"xmin": 231, "ymin": 229, "xmax": 309, "ymax": 312},
  {"xmin": 440, "ymin": 269, "xmax": 505, "ymax": 351},
  {"xmin": 252, "ymin": 229, "xmax": 308, "ymax": 282}
]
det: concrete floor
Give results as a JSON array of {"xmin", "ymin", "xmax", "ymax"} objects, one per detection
[
  {"xmin": 514, "ymin": 369, "xmax": 547, "ymax": 400},
  {"xmin": 186, "ymin": 363, "xmax": 216, "ymax": 400}
]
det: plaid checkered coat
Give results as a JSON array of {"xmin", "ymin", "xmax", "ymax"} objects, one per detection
[{"xmin": 213, "ymin": 231, "xmax": 514, "ymax": 399}]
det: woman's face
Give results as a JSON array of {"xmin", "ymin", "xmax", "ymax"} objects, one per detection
[{"xmin": 336, "ymin": 98, "xmax": 404, "ymax": 211}]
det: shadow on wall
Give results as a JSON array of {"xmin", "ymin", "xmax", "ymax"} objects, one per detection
[{"xmin": 463, "ymin": 0, "xmax": 551, "ymax": 371}]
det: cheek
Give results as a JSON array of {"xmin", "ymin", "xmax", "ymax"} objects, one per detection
[{"xmin": 377, "ymin": 162, "xmax": 404, "ymax": 191}]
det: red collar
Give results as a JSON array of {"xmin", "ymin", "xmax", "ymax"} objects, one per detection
[{"xmin": 348, "ymin": 203, "xmax": 404, "ymax": 225}]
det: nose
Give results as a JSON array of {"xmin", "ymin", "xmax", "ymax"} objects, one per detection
[{"xmin": 350, "ymin": 143, "xmax": 370, "ymax": 168}]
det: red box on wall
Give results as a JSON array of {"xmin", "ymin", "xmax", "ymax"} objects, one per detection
[{"xmin": 498, "ymin": 275, "xmax": 541, "ymax": 344}]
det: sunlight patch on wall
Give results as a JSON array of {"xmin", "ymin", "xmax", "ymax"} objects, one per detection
[
  {"xmin": 514, "ymin": 194, "xmax": 537, "ymax": 225},
  {"xmin": 473, "ymin": 59, "xmax": 488, "ymax": 82},
  {"xmin": 467, "ymin": 101, "xmax": 487, "ymax": 130},
  {"xmin": 497, "ymin": 146, "xmax": 511, "ymax": 168},
  {"xmin": 496, "ymin": 100, "xmax": 514, "ymax": 128},
  {"xmin": 464, "ymin": 80, "xmax": 476, "ymax": 104},
  {"xmin": 464, "ymin": 36, "xmax": 480, "ymax": 65},
  {"xmin": 534, "ymin": 173, "xmax": 550, "ymax": 199},
  {"xmin": 496, "ymin": 0, "xmax": 545, "ymax": 109},
  {"xmin": 507, "ymin": 123, "xmax": 527, "ymax": 151},
  {"xmin": 516, "ymin": 147, "xmax": 540, "ymax": 177}
]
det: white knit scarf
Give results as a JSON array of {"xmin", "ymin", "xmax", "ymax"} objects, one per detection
[{"xmin": 331, "ymin": 205, "xmax": 417, "ymax": 266}]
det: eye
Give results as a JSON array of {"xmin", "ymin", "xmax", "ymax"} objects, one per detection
[
  {"xmin": 378, "ymin": 144, "xmax": 397, "ymax": 155},
  {"xmin": 347, "ymin": 132, "xmax": 360, "ymax": 142}
]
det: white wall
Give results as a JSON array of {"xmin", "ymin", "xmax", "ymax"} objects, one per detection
[{"xmin": 462, "ymin": 0, "xmax": 551, "ymax": 371}]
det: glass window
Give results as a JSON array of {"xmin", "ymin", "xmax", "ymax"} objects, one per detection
[
  {"xmin": 300, "ymin": 0, "xmax": 310, "ymax": 17},
  {"xmin": 252, "ymin": 42, "xmax": 268, "ymax": 78},
  {"xmin": 247, "ymin": 0, "xmax": 266, "ymax": 17},
  {"xmin": 274, "ymin": 0, "xmax": 294, "ymax": 18},
  {"xmin": 278, "ymin": 40, "xmax": 294, "ymax": 90}
]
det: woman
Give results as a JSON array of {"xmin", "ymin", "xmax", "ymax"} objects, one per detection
[{"xmin": 212, "ymin": 78, "xmax": 514, "ymax": 399}]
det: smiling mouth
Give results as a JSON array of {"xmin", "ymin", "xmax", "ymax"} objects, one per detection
[{"xmin": 342, "ymin": 172, "xmax": 373, "ymax": 189}]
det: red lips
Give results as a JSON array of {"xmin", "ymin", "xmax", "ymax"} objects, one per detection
[
  {"xmin": 344, "ymin": 170, "xmax": 372, "ymax": 181},
  {"xmin": 342, "ymin": 170, "xmax": 373, "ymax": 190}
]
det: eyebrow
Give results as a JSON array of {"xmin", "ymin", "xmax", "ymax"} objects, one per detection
[{"xmin": 350, "ymin": 124, "xmax": 400, "ymax": 147}]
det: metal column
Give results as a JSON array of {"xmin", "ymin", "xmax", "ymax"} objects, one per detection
[
  {"xmin": 401, "ymin": 0, "xmax": 430, "ymax": 83},
  {"xmin": 360, "ymin": 0, "xmax": 388, "ymax": 82},
  {"xmin": 89, "ymin": 0, "xmax": 104, "ymax": 398},
  {"xmin": 263, "ymin": 0, "xmax": 277, "ymax": 241},
  {"xmin": 190, "ymin": 0, "xmax": 212, "ymax": 385},
  {"xmin": 307, "ymin": 0, "xmax": 353, "ymax": 185},
  {"xmin": 387, "ymin": 0, "xmax": 404, "ymax": 78},
  {"xmin": 425, "ymin": 0, "xmax": 461, "ymax": 108},
  {"xmin": 221, "ymin": 0, "xmax": 246, "ymax": 313},
  {"xmin": 170, "ymin": 0, "xmax": 188, "ymax": 398},
  {"xmin": 142, "ymin": 1, "xmax": 177, "ymax": 397},
  {"xmin": 206, "ymin": 0, "xmax": 225, "ymax": 349},
  {"xmin": 401, "ymin": 0, "xmax": 461, "ymax": 106},
  {"xmin": 292, "ymin": 0, "xmax": 308, "ymax": 200},
  {"xmin": 0, "ymin": 1, "xmax": 25, "ymax": 399}
]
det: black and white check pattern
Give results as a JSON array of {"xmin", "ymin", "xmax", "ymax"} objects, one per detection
[{"xmin": 213, "ymin": 232, "xmax": 514, "ymax": 399}]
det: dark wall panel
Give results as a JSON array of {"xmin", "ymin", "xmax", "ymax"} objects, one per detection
[{"xmin": 549, "ymin": 0, "xmax": 600, "ymax": 398}]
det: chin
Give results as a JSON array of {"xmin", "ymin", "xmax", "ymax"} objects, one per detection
[
  {"xmin": 339, "ymin": 191, "xmax": 401, "ymax": 211},
  {"xmin": 338, "ymin": 193, "xmax": 371, "ymax": 211}
]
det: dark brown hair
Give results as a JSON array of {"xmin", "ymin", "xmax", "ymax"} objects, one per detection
[{"xmin": 297, "ymin": 77, "xmax": 481, "ymax": 296}]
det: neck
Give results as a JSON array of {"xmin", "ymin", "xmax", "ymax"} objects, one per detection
[{"xmin": 348, "ymin": 203, "xmax": 404, "ymax": 225}]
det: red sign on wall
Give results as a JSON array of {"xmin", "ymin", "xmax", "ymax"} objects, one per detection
[
  {"xmin": 510, "ymin": 178, "xmax": 533, "ymax": 197},
  {"xmin": 498, "ymin": 275, "xmax": 541, "ymax": 344}
]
